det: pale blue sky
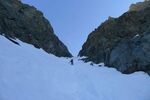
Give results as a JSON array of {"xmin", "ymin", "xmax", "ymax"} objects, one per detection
[{"xmin": 22, "ymin": 0, "xmax": 143, "ymax": 56}]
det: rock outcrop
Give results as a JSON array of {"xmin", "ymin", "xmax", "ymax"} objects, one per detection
[
  {"xmin": 79, "ymin": 0, "xmax": 150, "ymax": 74},
  {"xmin": 129, "ymin": 0, "xmax": 150, "ymax": 12},
  {"xmin": 0, "ymin": 0, "xmax": 72, "ymax": 57}
]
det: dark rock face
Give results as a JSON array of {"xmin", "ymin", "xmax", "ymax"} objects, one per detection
[
  {"xmin": 0, "ymin": 0, "xmax": 72, "ymax": 57},
  {"xmin": 79, "ymin": 0, "xmax": 150, "ymax": 74}
]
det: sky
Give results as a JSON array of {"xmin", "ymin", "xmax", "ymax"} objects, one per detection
[{"xmin": 22, "ymin": 0, "xmax": 143, "ymax": 56}]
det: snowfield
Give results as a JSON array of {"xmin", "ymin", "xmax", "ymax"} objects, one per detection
[{"xmin": 0, "ymin": 36, "xmax": 150, "ymax": 100}]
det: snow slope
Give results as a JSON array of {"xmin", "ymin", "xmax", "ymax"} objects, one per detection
[{"xmin": 0, "ymin": 36, "xmax": 150, "ymax": 100}]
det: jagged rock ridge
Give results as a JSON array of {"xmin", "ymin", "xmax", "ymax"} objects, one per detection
[
  {"xmin": 79, "ymin": 0, "xmax": 150, "ymax": 74},
  {"xmin": 0, "ymin": 0, "xmax": 72, "ymax": 57},
  {"xmin": 129, "ymin": 0, "xmax": 150, "ymax": 12}
]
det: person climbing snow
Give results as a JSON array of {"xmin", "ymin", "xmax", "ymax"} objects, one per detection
[{"xmin": 70, "ymin": 59, "xmax": 74, "ymax": 65}]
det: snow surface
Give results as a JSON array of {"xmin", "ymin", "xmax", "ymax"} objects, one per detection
[{"xmin": 0, "ymin": 36, "xmax": 150, "ymax": 100}]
